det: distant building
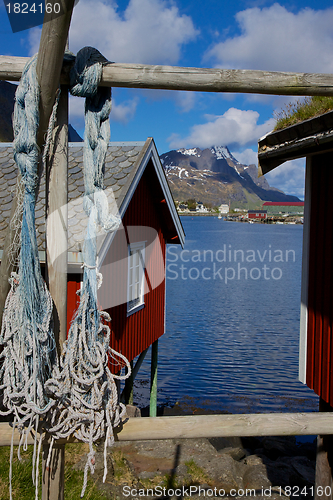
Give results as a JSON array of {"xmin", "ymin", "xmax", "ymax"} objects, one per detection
[
  {"xmin": 219, "ymin": 204, "xmax": 229, "ymax": 214},
  {"xmin": 196, "ymin": 202, "xmax": 208, "ymax": 213},
  {"xmin": 262, "ymin": 201, "xmax": 304, "ymax": 215},
  {"xmin": 248, "ymin": 210, "xmax": 267, "ymax": 220}
]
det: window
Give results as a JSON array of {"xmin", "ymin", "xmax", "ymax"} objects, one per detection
[{"xmin": 127, "ymin": 241, "xmax": 145, "ymax": 314}]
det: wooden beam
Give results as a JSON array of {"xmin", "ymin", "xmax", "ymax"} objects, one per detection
[
  {"xmin": 2, "ymin": 56, "xmax": 333, "ymax": 96},
  {"xmin": 1, "ymin": 412, "xmax": 333, "ymax": 446},
  {"xmin": 114, "ymin": 412, "xmax": 333, "ymax": 441},
  {"xmin": 100, "ymin": 64, "xmax": 333, "ymax": 96}
]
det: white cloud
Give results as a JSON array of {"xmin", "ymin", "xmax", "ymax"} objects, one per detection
[
  {"xmin": 232, "ymin": 148, "xmax": 258, "ymax": 166},
  {"xmin": 28, "ymin": 27, "xmax": 41, "ymax": 55},
  {"xmin": 29, "ymin": 0, "xmax": 198, "ymax": 62},
  {"xmin": 64, "ymin": 0, "xmax": 198, "ymax": 65},
  {"xmin": 175, "ymin": 91, "xmax": 196, "ymax": 113},
  {"xmin": 168, "ymin": 108, "xmax": 275, "ymax": 149},
  {"xmin": 205, "ymin": 4, "xmax": 333, "ymax": 73},
  {"xmin": 264, "ymin": 158, "xmax": 306, "ymax": 199},
  {"xmin": 110, "ymin": 97, "xmax": 138, "ymax": 123},
  {"xmin": 69, "ymin": 95, "xmax": 84, "ymax": 118},
  {"xmin": 69, "ymin": 94, "xmax": 138, "ymax": 126}
]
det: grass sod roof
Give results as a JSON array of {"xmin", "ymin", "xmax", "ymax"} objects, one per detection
[
  {"xmin": 258, "ymin": 105, "xmax": 333, "ymax": 176},
  {"xmin": 274, "ymin": 96, "xmax": 333, "ymax": 131}
]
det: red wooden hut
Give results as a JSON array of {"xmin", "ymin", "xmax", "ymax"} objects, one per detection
[
  {"xmin": 258, "ymin": 110, "xmax": 333, "ymax": 408},
  {"xmin": 0, "ymin": 138, "xmax": 185, "ymax": 413},
  {"xmin": 247, "ymin": 209, "xmax": 267, "ymax": 220}
]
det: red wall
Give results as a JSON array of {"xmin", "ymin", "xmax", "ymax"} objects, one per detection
[
  {"xmin": 248, "ymin": 212, "xmax": 267, "ymax": 219},
  {"xmin": 306, "ymin": 153, "xmax": 333, "ymax": 405},
  {"xmin": 67, "ymin": 161, "xmax": 167, "ymax": 369}
]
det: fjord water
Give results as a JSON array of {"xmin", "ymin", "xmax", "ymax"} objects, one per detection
[{"xmin": 136, "ymin": 216, "xmax": 318, "ymax": 414}]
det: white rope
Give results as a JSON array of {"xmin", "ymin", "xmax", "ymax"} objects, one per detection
[
  {"xmin": 45, "ymin": 47, "xmax": 131, "ymax": 496},
  {"xmin": 0, "ymin": 54, "xmax": 59, "ymax": 500},
  {"xmin": 1, "ymin": 47, "xmax": 131, "ymax": 499}
]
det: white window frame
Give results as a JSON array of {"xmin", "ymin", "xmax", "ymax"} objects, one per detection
[{"xmin": 127, "ymin": 241, "xmax": 146, "ymax": 315}]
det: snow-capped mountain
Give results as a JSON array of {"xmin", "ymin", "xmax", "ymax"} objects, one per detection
[{"xmin": 160, "ymin": 146, "xmax": 300, "ymax": 207}]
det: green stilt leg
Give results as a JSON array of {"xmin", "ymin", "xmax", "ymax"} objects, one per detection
[{"xmin": 150, "ymin": 340, "xmax": 158, "ymax": 417}]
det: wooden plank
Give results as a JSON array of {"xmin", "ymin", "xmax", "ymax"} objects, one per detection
[
  {"xmin": 315, "ymin": 399, "xmax": 333, "ymax": 500},
  {"xmin": 113, "ymin": 412, "xmax": 333, "ymax": 441},
  {"xmin": 1, "ymin": 412, "xmax": 333, "ymax": 446},
  {"xmin": 2, "ymin": 56, "xmax": 333, "ymax": 96}
]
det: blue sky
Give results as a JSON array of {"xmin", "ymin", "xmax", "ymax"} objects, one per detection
[{"xmin": 2, "ymin": 0, "xmax": 333, "ymax": 198}]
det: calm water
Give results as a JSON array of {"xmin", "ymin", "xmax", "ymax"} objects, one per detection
[{"xmin": 133, "ymin": 216, "xmax": 319, "ymax": 414}]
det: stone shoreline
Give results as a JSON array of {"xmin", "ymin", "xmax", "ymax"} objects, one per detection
[{"xmin": 75, "ymin": 406, "xmax": 317, "ymax": 500}]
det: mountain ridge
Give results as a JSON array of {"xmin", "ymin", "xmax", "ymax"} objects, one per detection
[{"xmin": 160, "ymin": 146, "xmax": 299, "ymax": 209}]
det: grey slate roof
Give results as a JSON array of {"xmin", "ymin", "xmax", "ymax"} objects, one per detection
[{"xmin": 0, "ymin": 141, "xmax": 147, "ymax": 260}]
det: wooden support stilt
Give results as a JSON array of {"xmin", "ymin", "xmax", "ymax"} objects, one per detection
[
  {"xmin": 120, "ymin": 347, "xmax": 149, "ymax": 403},
  {"xmin": 42, "ymin": 444, "xmax": 65, "ymax": 500},
  {"xmin": 123, "ymin": 360, "xmax": 134, "ymax": 405},
  {"xmin": 150, "ymin": 340, "xmax": 158, "ymax": 417},
  {"xmin": 315, "ymin": 399, "xmax": 333, "ymax": 500}
]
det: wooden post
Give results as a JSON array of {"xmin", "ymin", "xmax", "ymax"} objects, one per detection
[
  {"xmin": 0, "ymin": 0, "xmax": 75, "ymax": 327},
  {"xmin": 150, "ymin": 340, "xmax": 158, "ymax": 417},
  {"xmin": 315, "ymin": 399, "xmax": 333, "ymax": 500},
  {"xmin": 120, "ymin": 347, "xmax": 149, "ymax": 403},
  {"xmin": 42, "ymin": 85, "xmax": 68, "ymax": 500},
  {"xmin": 123, "ymin": 361, "xmax": 134, "ymax": 405}
]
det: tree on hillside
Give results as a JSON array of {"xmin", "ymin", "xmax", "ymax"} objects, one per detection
[{"xmin": 187, "ymin": 198, "xmax": 196, "ymax": 210}]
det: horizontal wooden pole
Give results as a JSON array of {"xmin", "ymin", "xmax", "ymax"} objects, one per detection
[
  {"xmin": 1, "ymin": 412, "xmax": 333, "ymax": 446},
  {"xmin": 1, "ymin": 55, "xmax": 333, "ymax": 96}
]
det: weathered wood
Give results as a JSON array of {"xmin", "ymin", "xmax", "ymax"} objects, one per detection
[
  {"xmin": 123, "ymin": 360, "xmax": 134, "ymax": 405},
  {"xmin": 42, "ymin": 85, "xmax": 69, "ymax": 500},
  {"xmin": 2, "ymin": 56, "xmax": 333, "ymax": 96},
  {"xmin": 315, "ymin": 400, "xmax": 333, "ymax": 500},
  {"xmin": 113, "ymin": 412, "xmax": 333, "ymax": 442},
  {"xmin": 150, "ymin": 340, "xmax": 158, "ymax": 417},
  {"xmin": 35, "ymin": 0, "xmax": 75, "ymax": 147},
  {"xmin": 42, "ymin": 444, "xmax": 65, "ymax": 500},
  {"xmin": 1, "ymin": 412, "xmax": 333, "ymax": 446},
  {"xmin": 120, "ymin": 347, "xmax": 149, "ymax": 403},
  {"xmin": 45, "ymin": 86, "xmax": 68, "ymax": 353},
  {"xmin": 258, "ymin": 109, "xmax": 333, "ymax": 175}
]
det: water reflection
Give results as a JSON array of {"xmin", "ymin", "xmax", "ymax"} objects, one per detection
[{"xmin": 133, "ymin": 217, "xmax": 318, "ymax": 414}]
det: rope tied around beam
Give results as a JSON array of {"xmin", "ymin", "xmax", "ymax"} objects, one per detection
[
  {"xmin": 0, "ymin": 54, "xmax": 58, "ymax": 500},
  {"xmin": 45, "ymin": 47, "xmax": 131, "ymax": 497}
]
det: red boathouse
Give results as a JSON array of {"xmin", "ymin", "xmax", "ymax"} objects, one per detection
[
  {"xmin": 258, "ymin": 110, "xmax": 333, "ymax": 407},
  {"xmin": 0, "ymin": 138, "xmax": 185, "ymax": 412}
]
